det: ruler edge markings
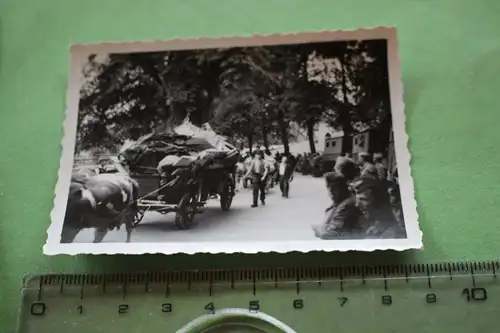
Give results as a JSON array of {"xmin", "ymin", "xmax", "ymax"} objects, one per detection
[{"xmin": 22, "ymin": 260, "xmax": 500, "ymax": 291}]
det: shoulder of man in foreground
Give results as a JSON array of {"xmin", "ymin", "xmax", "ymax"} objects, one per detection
[
  {"xmin": 333, "ymin": 196, "xmax": 358, "ymax": 216},
  {"xmin": 327, "ymin": 196, "xmax": 360, "ymax": 228}
]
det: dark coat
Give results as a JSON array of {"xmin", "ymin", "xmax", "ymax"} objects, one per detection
[
  {"xmin": 325, "ymin": 196, "xmax": 362, "ymax": 231},
  {"xmin": 375, "ymin": 163, "xmax": 388, "ymax": 180},
  {"xmin": 363, "ymin": 205, "xmax": 406, "ymax": 239},
  {"xmin": 278, "ymin": 162, "xmax": 294, "ymax": 180},
  {"xmin": 313, "ymin": 196, "xmax": 363, "ymax": 239},
  {"xmin": 360, "ymin": 162, "xmax": 378, "ymax": 178}
]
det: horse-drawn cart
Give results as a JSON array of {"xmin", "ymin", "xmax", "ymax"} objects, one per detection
[{"xmin": 118, "ymin": 131, "xmax": 239, "ymax": 230}]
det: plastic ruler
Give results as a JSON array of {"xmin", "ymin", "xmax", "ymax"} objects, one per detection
[{"xmin": 16, "ymin": 261, "xmax": 500, "ymax": 333}]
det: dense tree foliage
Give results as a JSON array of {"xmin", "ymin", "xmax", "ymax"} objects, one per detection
[{"xmin": 76, "ymin": 39, "xmax": 391, "ymax": 155}]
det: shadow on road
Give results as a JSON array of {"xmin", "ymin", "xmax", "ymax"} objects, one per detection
[{"xmin": 134, "ymin": 206, "xmax": 246, "ymax": 233}]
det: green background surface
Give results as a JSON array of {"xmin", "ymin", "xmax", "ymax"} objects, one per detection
[{"xmin": 1, "ymin": 0, "xmax": 500, "ymax": 331}]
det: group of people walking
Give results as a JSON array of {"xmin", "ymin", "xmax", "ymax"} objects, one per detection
[
  {"xmin": 236, "ymin": 146, "xmax": 405, "ymax": 241},
  {"xmin": 237, "ymin": 146, "xmax": 296, "ymax": 208},
  {"xmin": 295, "ymin": 152, "xmax": 326, "ymax": 177},
  {"xmin": 311, "ymin": 152, "xmax": 406, "ymax": 240}
]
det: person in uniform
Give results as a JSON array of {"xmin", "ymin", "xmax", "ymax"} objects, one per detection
[
  {"xmin": 387, "ymin": 168, "xmax": 404, "ymax": 224},
  {"xmin": 241, "ymin": 152, "xmax": 253, "ymax": 188},
  {"xmin": 334, "ymin": 156, "xmax": 359, "ymax": 182},
  {"xmin": 253, "ymin": 145, "xmax": 262, "ymax": 158},
  {"xmin": 244, "ymin": 150, "xmax": 268, "ymax": 207},
  {"xmin": 300, "ymin": 153, "xmax": 312, "ymax": 175},
  {"xmin": 235, "ymin": 154, "xmax": 247, "ymax": 192},
  {"xmin": 278, "ymin": 156, "xmax": 294, "ymax": 198},
  {"xmin": 287, "ymin": 153, "xmax": 297, "ymax": 170},
  {"xmin": 264, "ymin": 150, "xmax": 276, "ymax": 190},
  {"xmin": 296, "ymin": 154, "xmax": 303, "ymax": 170},
  {"xmin": 273, "ymin": 151, "xmax": 282, "ymax": 186},
  {"xmin": 311, "ymin": 172, "xmax": 363, "ymax": 239},
  {"xmin": 358, "ymin": 152, "xmax": 378, "ymax": 178},
  {"xmin": 351, "ymin": 175, "xmax": 406, "ymax": 238},
  {"xmin": 374, "ymin": 153, "xmax": 388, "ymax": 180}
]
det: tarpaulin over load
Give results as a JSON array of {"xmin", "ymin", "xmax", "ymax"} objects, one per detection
[
  {"xmin": 157, "ymin": 146, "xmax": 240, "ymax": 173},
  {"xmin": 174, "ymin": 119, "xmax": 238, "ymax": 152},
  {"xmin": 118, "ymin": 119, "xmax": 239, "ymax": 173}
]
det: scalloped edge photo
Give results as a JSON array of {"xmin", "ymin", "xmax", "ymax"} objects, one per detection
[{"xmin": 44, "ymin": 26, "xmax": 422, "ymax": 255}]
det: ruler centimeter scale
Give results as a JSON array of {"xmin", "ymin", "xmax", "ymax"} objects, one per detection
[{"xmin": 17, "ymin": 261, "xmax": 500, "ymax": 333}]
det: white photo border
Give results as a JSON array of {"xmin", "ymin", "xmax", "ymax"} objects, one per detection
[{"xmin": 44, "ymin": 26, "xmax": 422, "ymax": 255}]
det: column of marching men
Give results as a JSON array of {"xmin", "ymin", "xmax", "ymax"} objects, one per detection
[
  {"xmin": 236, "ymin": 145, "xmax": 296, "ymax": 207},
  {"xmin": 236, "ymin": 148, "xmax": 406, "ymax": 240}
]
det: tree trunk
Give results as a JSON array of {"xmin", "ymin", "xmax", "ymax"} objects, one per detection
[
  {"xmin": 376, "ymin": 111, "xmax": 392, "ymax": 156},
  {"xmin": 306, "ymin": 118, "xmax": 316, "ymax": 154},
  {"xmin": 262, "ymin": 120, "xmax": 270, "ymax": 150},
  {"xmin": 341, "ymin": 127, "xmax": 353, "ymax": 156},
  {"xmin": 141, "ymin": 59, "xmax": 174, "ymax": 122},
  {"xmin": 277, "ymin": 110, "xmax": 290, "ymax": 154},
  {"xmin": 263, "ymin": 132, "xmax": 269, "ymax": 150},
  {"xmin": 201, "ymin": 87, "xmax": 214, "ymax": 124},
  {"xmin": 340, "ymin": 55, "xmax": 353, "ymax": 155},
  {"xmin": 191, "ymin": 67, "xmax": 219, "ymax": 126},
  {"xmin": 190, "ymin": 90, "xmax": 209, "ymax": 126},
  {"xmin": 247, "ymin": 134, "xmax": 253, "ymax": 154},
  {"xmin": 190, "ymin": 109, "xmax": 203, "ymax": 126},
  {"xmin": 301, "ymin": 48, "xmax": 317, "ymax": 155}
]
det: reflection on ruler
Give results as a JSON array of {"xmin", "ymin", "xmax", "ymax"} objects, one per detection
[{"xmin": 17, "ymin": 261, "xmax": 500, "ymax": 333}]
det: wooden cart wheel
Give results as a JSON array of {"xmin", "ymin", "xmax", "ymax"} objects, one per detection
[
  {"xmin": 220, "ymin": 177, "xmax": 234, "ymax": 211},
  {"xmin": 174, "ymin": 192, "xmax": 196, "ymax": 229}
]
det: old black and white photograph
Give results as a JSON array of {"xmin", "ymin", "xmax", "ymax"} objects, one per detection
[{"xmin": 45, "ymin": 27, "xmax": 421, "ymax": 254}]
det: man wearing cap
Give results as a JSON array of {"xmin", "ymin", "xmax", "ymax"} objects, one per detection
[
  {"xmin": 253, "ymin": 145, "xmax": 262, "ymax": 158},
  {"xmin": 373, "ymin": 153, "xmax": 388, "ymax": 180},
  {"xmin": 358, "ymin": 152, "xmax": 378, "ymax": 179},
  {"xmin": 387, "ymin": 168, "xmax": 404, "ymax": 224},
  {"xmin": 244, "ymin": 149, "xmax": 268, "ymax": 207},
  {"xmin": 278, "ymin": 155, "xmax": 294, "ymax": 198},
  {"xmin": 263, "ymin": 150, "xmax": 276, "ymax": 191},
  {"xmin": 334, "ymin": 156, "xmax": 360, "ymax": 182},
  {"xmin": 351, "ymin": 175, "xmax": 406, "ymax": 238},
  {"xmin": 311, "ymin": 172, "xmax": 363, "ymax": 239}
]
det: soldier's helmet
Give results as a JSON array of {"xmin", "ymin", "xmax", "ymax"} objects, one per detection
[
  {"xmin": 358, "ymin": 152, "xmax": 373, "ymax": 163},
  {"xmin": 334, "ymin": 157, "xmax": 359, "ymax": 180},
  {"xmin": 373, "ymin": 153, "xmax": 384, "ymax": 163},
  {"xmin": 324, "ymin": 171, "xmax": 349, "ymax": 192},
  {"xmin": 351, "ymin": 176, "xmax": 379, "ymax": 193}
]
